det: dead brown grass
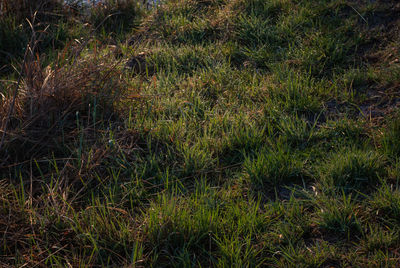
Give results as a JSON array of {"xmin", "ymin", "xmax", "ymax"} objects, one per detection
[
  {"xmin": 0, "ymin": 0, "xmax": 63, "ymax": 22},
  {"xmin": 0, "ymin": 47, "xmax": 133, "ymax": 166}
]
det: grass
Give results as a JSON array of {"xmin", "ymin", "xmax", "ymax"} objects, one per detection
[{"xmin": 1, "ymin": 0, "xmax": 400, "ymax": 266}]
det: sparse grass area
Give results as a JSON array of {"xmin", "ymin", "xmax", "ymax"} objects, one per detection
[{"xmin": 1, "ymin": 0, "xmax": 400, "ymax": 266}]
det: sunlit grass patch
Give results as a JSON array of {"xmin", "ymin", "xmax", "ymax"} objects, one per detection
[
  {"xmin": 315, "ymin": 194, "xmax": 363, "ymax": 239},
  {"xmin": 243, "ymin": 141, "xmax": 308, "ymax": 192},
  {"xmin": 142, "ymin": 186, "xmax": 265, "ymax": 266},
  {"xmin": 318, "ymin": 149, "xmax": 385, "ymax": 194}
]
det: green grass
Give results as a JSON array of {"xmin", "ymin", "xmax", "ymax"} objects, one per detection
[{"xmin": 1, "ymin": 0, "xmax": 400, "ymax": 266}]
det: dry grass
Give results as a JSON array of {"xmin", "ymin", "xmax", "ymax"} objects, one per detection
[
  {"xmin": 0, "ymin": 45, "xmax": 133, "ymax": 165},
  {"xmin": 0, "ymin": 0, "xmax": 63, "ymax": 22}
]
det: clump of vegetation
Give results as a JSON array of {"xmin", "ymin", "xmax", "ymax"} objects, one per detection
[
  {"xmin": 243, "ymin": 143, "xmax": 306, "ymax": 190},
  {"xmin": 88, "ymin": 0, "xmax": 143, "ymax": 39},
  {"xmin": 1, "ymin": 0, "xmax": 400, "ymax": 266},
  {"xmin": 318, "ymin": 149, "xmax": 385, "ymax": 194}
]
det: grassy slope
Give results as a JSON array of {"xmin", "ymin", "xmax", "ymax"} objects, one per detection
[{"xmin": 1, "ymin": 0, "xmax": 400, "ymax": 266}]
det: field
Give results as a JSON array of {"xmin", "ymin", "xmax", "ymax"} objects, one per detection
[{"xmin": 1, "ymin": 0, "xmax": 400, "ymax": 266}]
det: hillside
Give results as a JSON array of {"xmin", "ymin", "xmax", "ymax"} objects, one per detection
[{"xmin": 1, "ymin": 0, "xmax": 400, "ymax": 266}]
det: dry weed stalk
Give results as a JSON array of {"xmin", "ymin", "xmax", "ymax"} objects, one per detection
[{"xmin": 0, "ymin": 13, "xmax": 40, "ymax": 155}]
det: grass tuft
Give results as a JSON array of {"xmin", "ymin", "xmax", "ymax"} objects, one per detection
[
  {"xmin": 319, "ymin": 149, "xmax": 385, "ymax": 193},
  {"xmin": 243, "ymin": 142, "xmax": 307, "ymax": 191}
]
